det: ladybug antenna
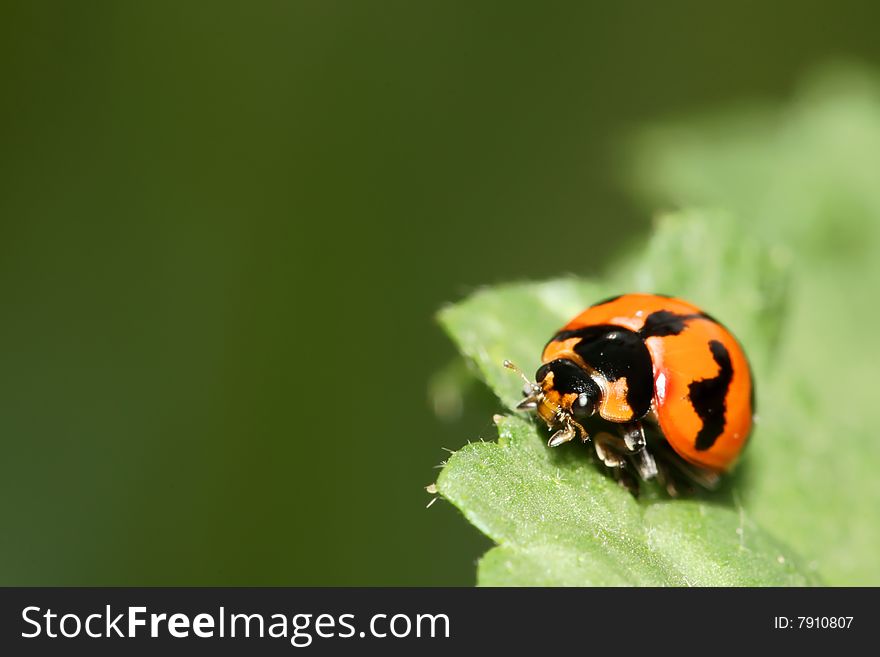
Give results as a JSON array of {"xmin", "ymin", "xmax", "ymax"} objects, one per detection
[
  {"xmin": 504, "ymin": 360, "xmax": 542, "ymax": 410},
  {"xmin": 503, "ymin": 359, "xmax": 531, "ymax": 386}
]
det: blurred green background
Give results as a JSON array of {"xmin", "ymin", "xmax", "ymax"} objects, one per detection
[{"xmin": 2, "ymin": 1, "xmax": 880, "ymax": 585}]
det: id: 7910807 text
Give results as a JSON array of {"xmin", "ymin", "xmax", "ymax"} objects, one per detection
[{"xmin": 774, "ymin": 617, "xmax": 853, "ymax": 629}]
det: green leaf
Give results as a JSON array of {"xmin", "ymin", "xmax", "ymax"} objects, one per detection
[
  {"xmin": 628, "ymin": 64, "xmax": 880, "ymax": 585},
  {"xmin": 436, "ymin": 210, "xmax": 818, "ymax": 586},
  {"xmin": 440, "ymin": 415, "xmax": 811, "ymax": 586}
]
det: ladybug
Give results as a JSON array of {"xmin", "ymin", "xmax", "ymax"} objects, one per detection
[{"xmin": 508, "ymin": 293, "xmax": 753, "ymax": 492}]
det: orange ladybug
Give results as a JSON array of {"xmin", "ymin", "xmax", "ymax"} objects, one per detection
[{"xmin": 510, "ymin": 294, "xmax": 753, "ymax": 492}]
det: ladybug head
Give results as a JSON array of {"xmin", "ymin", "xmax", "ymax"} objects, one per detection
[{"xmin": 505, "ymin": 359, "xmax": 599, "ymax": 446}]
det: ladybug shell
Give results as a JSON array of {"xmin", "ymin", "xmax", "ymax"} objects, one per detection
[{"xmin": 541, "ymin": 294, "xmax": 753, "ymax": 471}]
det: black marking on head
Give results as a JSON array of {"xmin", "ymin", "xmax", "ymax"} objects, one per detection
[
  {"xmin": 547, "ymin": 325, "xmax": 654, "ymax": 418},
  {"xmin": 589, "ymin": 294, "xmax": 623, "ymax": 308},
  {"xmin": 639, "ymin": 310, "xmax": 709, "ymax": 338},
  {"xmin": 689, "ymin": 340, "xmax": 734, "ymax": 451},
  {"xmin": 536, "ymin": 359, "xmax": 600, "ymax": 397}
]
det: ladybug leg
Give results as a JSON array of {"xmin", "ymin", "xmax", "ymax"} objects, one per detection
[
  {"xmin": 593, "ymin": 432, "xmax": 644, "ymax": 493},
  {"xmin": 628, "ymin": 445, "xmax": 658, "ymax": 481},
  {"xmin": 592, "ymin": 432, "xmax": 627, "ymax": 469},
  {"xmin": 594, "ymin": 428, "xmax": 658, "ymax": 483},
  {"xmin": 547, "ymin": 418, "xmax": 578, "ymax": 447},
  {"xmin": 616, "ymin": 420, "xmax": 657, "ymax": 480},
  {"xmin": 516, "ymin": 395, "xmax": 540, "ymax": 411},
  {"xmin": 621, "ymin": 421, "xmax": 646, "ymax": 452}
]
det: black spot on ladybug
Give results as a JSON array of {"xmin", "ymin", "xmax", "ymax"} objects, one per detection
[
  {"xmin": 689, "ymin": 340, "xmax": 734, "ymax": 451},
  {"xmin": 639, "ymin": 310, "xmax": 707, "ymax": 338},
  {"xmin": 549, "ymin": 325, "xmax": 654, "ymax": 418}
]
